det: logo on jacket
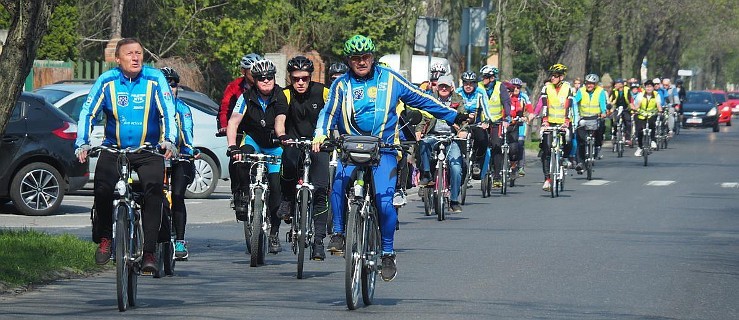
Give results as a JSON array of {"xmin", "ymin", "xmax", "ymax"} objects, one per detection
[
  {"xmin": 117, "ymin": 94, "xmax": 129, "ymax": 107},
  {"xmin": 132, "ymin": 93, "xmax": 146, "ymax": 104},
  {"xmin": 353, "ymin": 88, "xmax": 364, "ymax": 100},
  {"xmin": 367, "ymin": 87, "xmax": 377, "ymax": 99},
  {"xmin": 312, "ymin": 103, "xmax": 318, "ymax": 109}
]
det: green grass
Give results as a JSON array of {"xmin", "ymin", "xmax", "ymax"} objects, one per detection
[{"xmin": 0, "ymin": 229, "xmax": 103, "ymax": 288}]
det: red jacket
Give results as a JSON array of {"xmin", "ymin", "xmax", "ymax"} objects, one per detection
[{"xmin": 219, "ymin": 77, "xmax": 249, "ymax": 131}]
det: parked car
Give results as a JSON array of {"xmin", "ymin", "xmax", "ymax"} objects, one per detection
[
  {"xmin": 682, "ymin": 91, "xmax": 721, "ymax": 132},
  {"xmin": 0, "ymin": 93, "xmax": 89, "ymax": 215},
  {"xmin": 707, "ymin": 90, "xmax": 732, "ymax": 126},
  {"xmin": 727, "ymin": 91, "xmax": 739, "ymax": 114},
  {"xmin": 34, "ymin": 83, "xmax": 229, "ymax": 198}
]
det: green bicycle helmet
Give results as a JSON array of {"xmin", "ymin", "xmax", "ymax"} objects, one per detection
[{"xmin": 343, "ymin": 35, "xmax": 376, "ymax": 56}]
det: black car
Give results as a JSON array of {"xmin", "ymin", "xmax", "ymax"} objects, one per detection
[
  {"xmin": 682, "ymin": 91, "xmax": 720, "ymax": 132},
  {"xmin": 0, "ymin": 93, "xmax": 89, "ymax": 215}
]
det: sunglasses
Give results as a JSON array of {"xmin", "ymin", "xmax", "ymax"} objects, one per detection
[
  {"xmin": 256, "ymin": 75, "xmax": 275, "ymax": 82},
  {"xmin": 550, "ymin": 74, "xmax": 562, "ymax": 78},
  {"xmin": 169, "ymin": 82, "xmax": 178, "ymax": 88},
  {"xmin": 291, "ymin": 76, "xmax": 310, "ymax": 83},
  {"xmin": 349, "ymin": 53, "xmax": 372, "ymax": 63},
  {"xmin": 463, "ymin": 81, "xmax": 476, "ymax": 86},
  {"xmin": 438, "ymin": 85, "xmax": 451, "ymax": 90}
]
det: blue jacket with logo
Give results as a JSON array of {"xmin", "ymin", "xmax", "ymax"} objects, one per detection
[
  {"xmin": 75, "ymin": 66, "xmax": 177, "ymax": 149},
  {"xmin": 315, "ymin": 64, "xmax": 457, "ymax": 144},
  {"xmin": 174, "ymin": 98, "xmax": 195, "ymax": 155}
]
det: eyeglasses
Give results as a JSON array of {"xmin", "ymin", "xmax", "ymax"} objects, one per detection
[
  {"xmin": 291, "ymin": 76, "xmax": 310, "ymax": 83},
  {"xmin": 256, "ymin": 75, "xmax": 275, "ymax": 82},
  {"xmin": 550, "ymin": 74, "xmax": 562, "ymax": 78},
  {"xmin": 463, "ymin": 81, "xmax": 476, "ymax": 86},
  {"xmin": 349, "ymin": 53, "xmax": 372, "ymax": 63}
]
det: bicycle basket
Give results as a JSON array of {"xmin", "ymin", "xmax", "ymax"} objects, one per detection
[
  {"xmin": 340, "ymin": 136, "xmax": 381, "ymax": 165},
  {"xmin": 579, "ymin": 119, "xmax": 599, "ymax": 131}
]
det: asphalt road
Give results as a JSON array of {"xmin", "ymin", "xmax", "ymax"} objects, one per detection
[{"xmin": 1, "ymin": 122, "xmax": 737, "ymax": 319}]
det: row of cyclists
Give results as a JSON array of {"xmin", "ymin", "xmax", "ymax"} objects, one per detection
[{"xmin": 74, "ymin": 35, "xmax": 685, "ymax": 286}]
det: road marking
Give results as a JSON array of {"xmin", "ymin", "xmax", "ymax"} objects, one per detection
[
  {"xmin": 582, "ymin": 180, "xmax": 610, "ymax": 186},
  {"xmin": 645, "ymin": 180, "xmax": 676, "ymax": 186},
  {"xmin": 720, "ymin": 182, "xmax": 739, "ymax": 188}
]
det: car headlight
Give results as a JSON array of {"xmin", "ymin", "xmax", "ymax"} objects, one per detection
[{"xmin": 706, "ymin": 107, "xmax": 717, "ymax": 116}]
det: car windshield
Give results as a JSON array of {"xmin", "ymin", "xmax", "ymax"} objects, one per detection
[
  {"xmin": 180, "ymin": 97, "xmax": 217, "ymax": 116},
  {"xmin": 712, "ymin": 93, "xmax": 726, "ymax": 103},
  {"xmin": 34, "ymin": 88, "xmax": 73, "ymax": 104},
  {"xmin": 728, "ymin": 93, "xmax": 739, "ymax": 99},
  {"xmin": 686, "ymin": 92, "xmax": 712, "ymax": 103}
]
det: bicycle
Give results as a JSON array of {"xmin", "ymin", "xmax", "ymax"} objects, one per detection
[
  {"xmin": 329, "ymin": 135, "xmax": 400, "ymax": 310},
  {"xmin": 641, "ymin": 113, "xmax": 654, "ymax": 167},
  {"xmin": 629, "ymin": 112, "xmax": 636, "ymax": 148},
  {"xmin": 654, "ymin": 111, "xmax": 666, "ymax": 151},
  {"xmin": 500, "ymin": 117, "xmax": 524, "ymax": 194},
  {"xmin": 459, "ymin": 132, "xmax": 474, "ymax": 205},
  {"xmin": 419, "ymin": 134, "xmax": 454, "ymax": 221},
  {"xmin": 612, "ymin": 106, "xmax": 626, "ymax": 158},
  {"xmin": 541, "ymin": 126, "xmax": 568, "ymax": 198},
  {"xmin": 281, "ymin": 139, "xmax": 317, "ymax": 279},
  {"xmin": 579, "ymin": 119, "xmax": 599, "ymax": 181},
  {"xmin": 672, "ymin": 105, "xmax": 681, "ymax": 135},
  {"xmin": 233, "ymin": 150, "xmax": 281, "ymax": 267},
  {"xmin": 89, "ymin": 143, "xmax": 163, "ymax": 312}
]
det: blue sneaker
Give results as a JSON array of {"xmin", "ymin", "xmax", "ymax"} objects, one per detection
[{"xmin": 175, "ymin": 240, "xmax": 188, "ymax": 260}]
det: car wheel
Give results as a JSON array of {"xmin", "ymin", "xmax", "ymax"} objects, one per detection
[
  {"xmin": 713, "ymin": 122, "xmax": 720, "ymax": 132},
  {"xmin": 0, "ymin": 198, "xmax": 10, "ymax": 206},
  {"xmin": 10, "ymin": 162, "xmax": 66, "ymax": 216},
  {"xmin": 185, "ymin": 152, "xmax": 220, "ymax": 199}
]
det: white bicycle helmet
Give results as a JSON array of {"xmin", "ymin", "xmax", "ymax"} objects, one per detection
[
  {"xmin": 584, "ymin": 73, "xmax": 600, "ymax": 84},
  {"xmin": 240, "ymin": 53, "xmax": 263, "ymax": 70}
]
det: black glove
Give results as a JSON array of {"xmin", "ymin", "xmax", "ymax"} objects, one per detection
[
  {"xmin": 454, "ymin": 112, "xmax": 469, "ymax": 125},
  {"xmin": 227, "ymin": 145, "xmax": 239, "ymax": 157}
]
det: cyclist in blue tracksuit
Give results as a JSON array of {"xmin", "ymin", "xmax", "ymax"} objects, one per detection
[
  {"xmin": 75, "ymin": 38, "xmax": 178, "ymax": 274},
  {"xmin": 456, "ymin": 71, "xmax": 491, "ymax": 172},
  {"xmin": 312, "ymin": 35, "xmax": 465, "ymax": 282}
]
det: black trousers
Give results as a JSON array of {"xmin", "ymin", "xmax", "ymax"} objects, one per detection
[
  {"xmin": 171, "ymin": 160, "xmax": 195, "ymax": 240},
  {"xmin": 635, "ymin": 116, "xmax": 657, "ymax": 148},
  {"xmin": 539, "ymin": 128, "xmax": 572, "ymax": 178},
  {"xmin": 280, "ymin": 146, "xmax": 330, "ymax": 240},
  {"xmin": 469, "ymin": 126, "xmax": 488, "ymax": 164},
  {"xmin": 235, "ymin": 165, "xmax": 282, "ymax": 236},
  {"xmin": 93, "ymin": 150, "xmax": 164, "ymax": 253},
  {"xmin": 488, "ymin": 123, "xmax": 518, "ymax": 178},
  {"xmin": 576, "ymin": 124, "xmax": 604, "ymax": 163}
]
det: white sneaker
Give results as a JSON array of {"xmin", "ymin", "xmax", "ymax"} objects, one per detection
[
  {"xmin": 392, "ymin": 191, "xmax": 407, "ymax": 207},
  {"xmin": 635, "ymin": 148, "xmax": 643, "ymax": 157},
  {"xmin": 650, "ymin": 141, "xmax": 657, "ymax": 149}
]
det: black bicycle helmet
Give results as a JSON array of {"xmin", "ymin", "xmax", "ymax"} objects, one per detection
[
  {"xmin": 287, "ymin": 55, "xmax": 314, "ymax": 73},
  {"xmin": 160, "ymin": 67, "xmax": 180, "ymax": 84},
  {"xmin": 461, "ymin": 71, "xmax": 477, "ymax": 82},
  {"xmin": 328, "ymin": 62, "xmax": 348, "ymax": 75}
]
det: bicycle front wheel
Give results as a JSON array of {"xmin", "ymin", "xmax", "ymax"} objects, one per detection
[
  {"xmin": 501, "ymin": 151, "xmax": 509, "ymax": 195},
  {"xmin": 250, "ymin": 188, "xmax": 266, "ymax": 267},
  {"xmin": 549, "ymin": 150, "xmax": 557, "ymax": 198},
  {"xmin": 115, "ymin": 205, "xmax": 130, "ymax": 312},
  {"xmin": 434, "ymin": 168, "xmax": 445, "ymax": 221},
  {"xmin": 422, "ymin": 188, "xmax": 432, "ymax": 216},
  {"xmin": 345, "ymin": 201, "xmax": 363, "ymax": 310},
  {"xmin": 361, "ymin": 210, "xmax": 380, "ymax": 306},
  {"xmin": 297, "ymin": 190, "xmax": 309, "ymax": 279}
]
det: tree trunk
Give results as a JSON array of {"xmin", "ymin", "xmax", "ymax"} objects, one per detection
[
  {"xmin": 111, "ymin": 0, "xmax": 124, "ymax": 39},
  {"xmin": 444, "ymin": 0, "xmax": 464, "ymax": 79},
  {"xmin": 399, "ymin": 1, "xmax": 418, "ymax": 79},
  {"xmin": 0, "ymin": 0, "xmax": 59, "ymax": 135}
]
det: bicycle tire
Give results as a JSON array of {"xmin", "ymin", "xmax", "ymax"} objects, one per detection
[
  {"xmin": 460, "ymin": 165, "xmax": 469, "ymax": 205},
  {"xmin": 480, "ymin": 173, "xmax": 489, "ymax": 198},
  {"xmin": 361, "ymin": 211, "xmax": 380, "ymax": 306},
  {"xmin": 345, "ymin": 201, "xmax": 362, "ymax": 310},
  {"xmin": 297, "ymin": 190, "xmax": 309, "ymax": 279},
  {"xmin": 154, "ymin": 242, "xmax": 165, "ymax": 278},
  {"xmin": 643, "ymin": 146, "xmax": 649, "ymax": 167},
  {"xmin": 586, "ymin": 141, "xmax": 593, "ymax": 180},
  {"xmin": 422, "ymin": 188, "xmax": 432, "ymax": 216},
  {"xmin": 250, "ymin": 188, "xmax": 266, "ymax": 267},
  {"xmin": 434, "ymin": 167, "xmax": 445, "ymax": 221},
  {"xmin": 549, "ymin": 149, "xmax": 557, "ymax": 198},
  {"xmin": 115, "ymin": 205, "xmax": 130, "ymax": 312},
  {"xmin": 501, "ymin": 150, "xmax": 508, "ymax": 195},
  {"xmin": 163, "ymin": 241, "xmax": 175, "ymax": 276},
  {"xmin": 239, "ymin": 191, "xmax": 251, "ymax": 255}
]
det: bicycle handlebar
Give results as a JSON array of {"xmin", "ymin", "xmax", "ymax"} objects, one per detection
[{"xmin": 89, "ymin": 143, "xmax": 163, "ymax": 157}]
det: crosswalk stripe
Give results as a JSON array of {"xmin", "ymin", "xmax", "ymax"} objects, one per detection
[
  {"xmin": 582, "ymin": 180, "xmax": 610, "ymax": 186},
  {"xmin": 720, "ymin": 182, "xmax": 739, "ymax": 188},
  {"xmin": 645, "ymin": 180, "xmax": 676, "ymax": 186}
]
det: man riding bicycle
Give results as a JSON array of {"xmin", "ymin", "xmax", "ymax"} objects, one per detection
[
  {"xmin": 537, "ymin": 63, "xmax": 573, "ymax": 192},
  {"xmin": 226, "ymin": 59, "xmax": 289, "ymax": 254},
  {"xmin": 478, "ymin": 65, "xmax": 513, "ymax": 188},
  {"xmin": 75, "ymin": 38, "xmax": 178, "ymax": 273},
  {"xmin": 278, "ymin": 55, "xmax": 331, "ymax": 260},
  {"xmin": 609, "ymin": 77, "xmax": 633, "ymax": 146},
  {"xmin": 417, "ymin": 75, "xmax": 472, "ymax": 213},
  {"xmin": 573, "ymin": 73, "xmax": 607, "ymax": 174},
  {"xmin": 312, "ymin": 35, "xmax": 464, "ymax": 281}
]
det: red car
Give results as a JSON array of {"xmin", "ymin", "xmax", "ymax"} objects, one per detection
[
  {"xmin": 727, "ymin": 91, "xmax": 739, "ymax": 114},
  {"xmin": 708, "ymin": 90, "xmax": 733, "ymax": 126}
]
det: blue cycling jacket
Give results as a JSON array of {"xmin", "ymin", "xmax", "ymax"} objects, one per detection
[
  {"xmin": 315, "ymin": 65, "xmax": 457, "ymax": 143},
  {"xmin": 76, "ymin": 66, "xmax": 177, "ymax": 148},
  {"xmin": 456, "ymin": 86, "xmax": 491, "ymax": 122},
  {"xmin": 174, "ymin": 98, "xmax": 195, "ymax": 155}
]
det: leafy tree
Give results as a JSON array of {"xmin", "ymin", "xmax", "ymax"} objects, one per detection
[{"xmin": 36, "ymin": 2, "xmax": 79, "ymax": 61}]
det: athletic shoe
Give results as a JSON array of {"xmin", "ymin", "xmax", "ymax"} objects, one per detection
[
  {"xmin": 635, "ymin": 148, "xmax": 643, "ymax": 157},
  {"xmin": 95, "ymin": 238, "xmax": 112, "ymax": 265},
  {"xmin": 575, "ymin": 163, "xmax": 583, "ymax": 175},
  {"xmin": 277, "ymin": 200, "xmax": 292, "ymax": 220},
  {"xmin": 518, "ymin": 168, "xmax": 526, "ymax": 177},
  {"xmin": 381, "ymin": 253, "xmax": 397, "ymax": 282},
  {"xmin": 175, "ymin": 240, "xmax": 189, "ymax": 260},
  {"xmin": 542, "ymin": 178, "xmax": 552, "ymax": 192},
  {"xmin": 311, "ymin": 242, "xmax": 326, "ymax": 261},
  {"xmin": 327, "ymin": 233, "xmax": 345, "ymax": 253},
  {"xmin": 392, "ymin": 191, "xmax": 407, "ymax": 207},
  {"xmin": 472, "ymin": 163, "xmax": 481, "ymax": 179},
  {"xmin": 450, "ymin": 202, "xmax": 462, "ymax": 213},
  {"xmin": 142, "ymin": 252, "xmax": 157, "ymax": 274},
  {"xmin": 268, "ymin": 235, "xmax": 282, "ymax": 254},
  {"xmin": 650, "ymin": 140, "xmax": 657, "ymax": 149}
]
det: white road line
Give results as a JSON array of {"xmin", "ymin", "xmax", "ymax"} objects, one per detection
[
  {"xmin": 720, "ymin": 182, "xmax": 739, "ymax": 188},
  {"xmin": 582, "ymin": 180, "xmax": 610, "ymax": 186},
  {"xmin": 645, "ymin": 180, "xmax": 676, "ymax": 186}
]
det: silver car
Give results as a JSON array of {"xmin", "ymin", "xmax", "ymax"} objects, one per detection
[{"xmin": 34, "ymin": 83, "xmax": 230, "ymax": 198}]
